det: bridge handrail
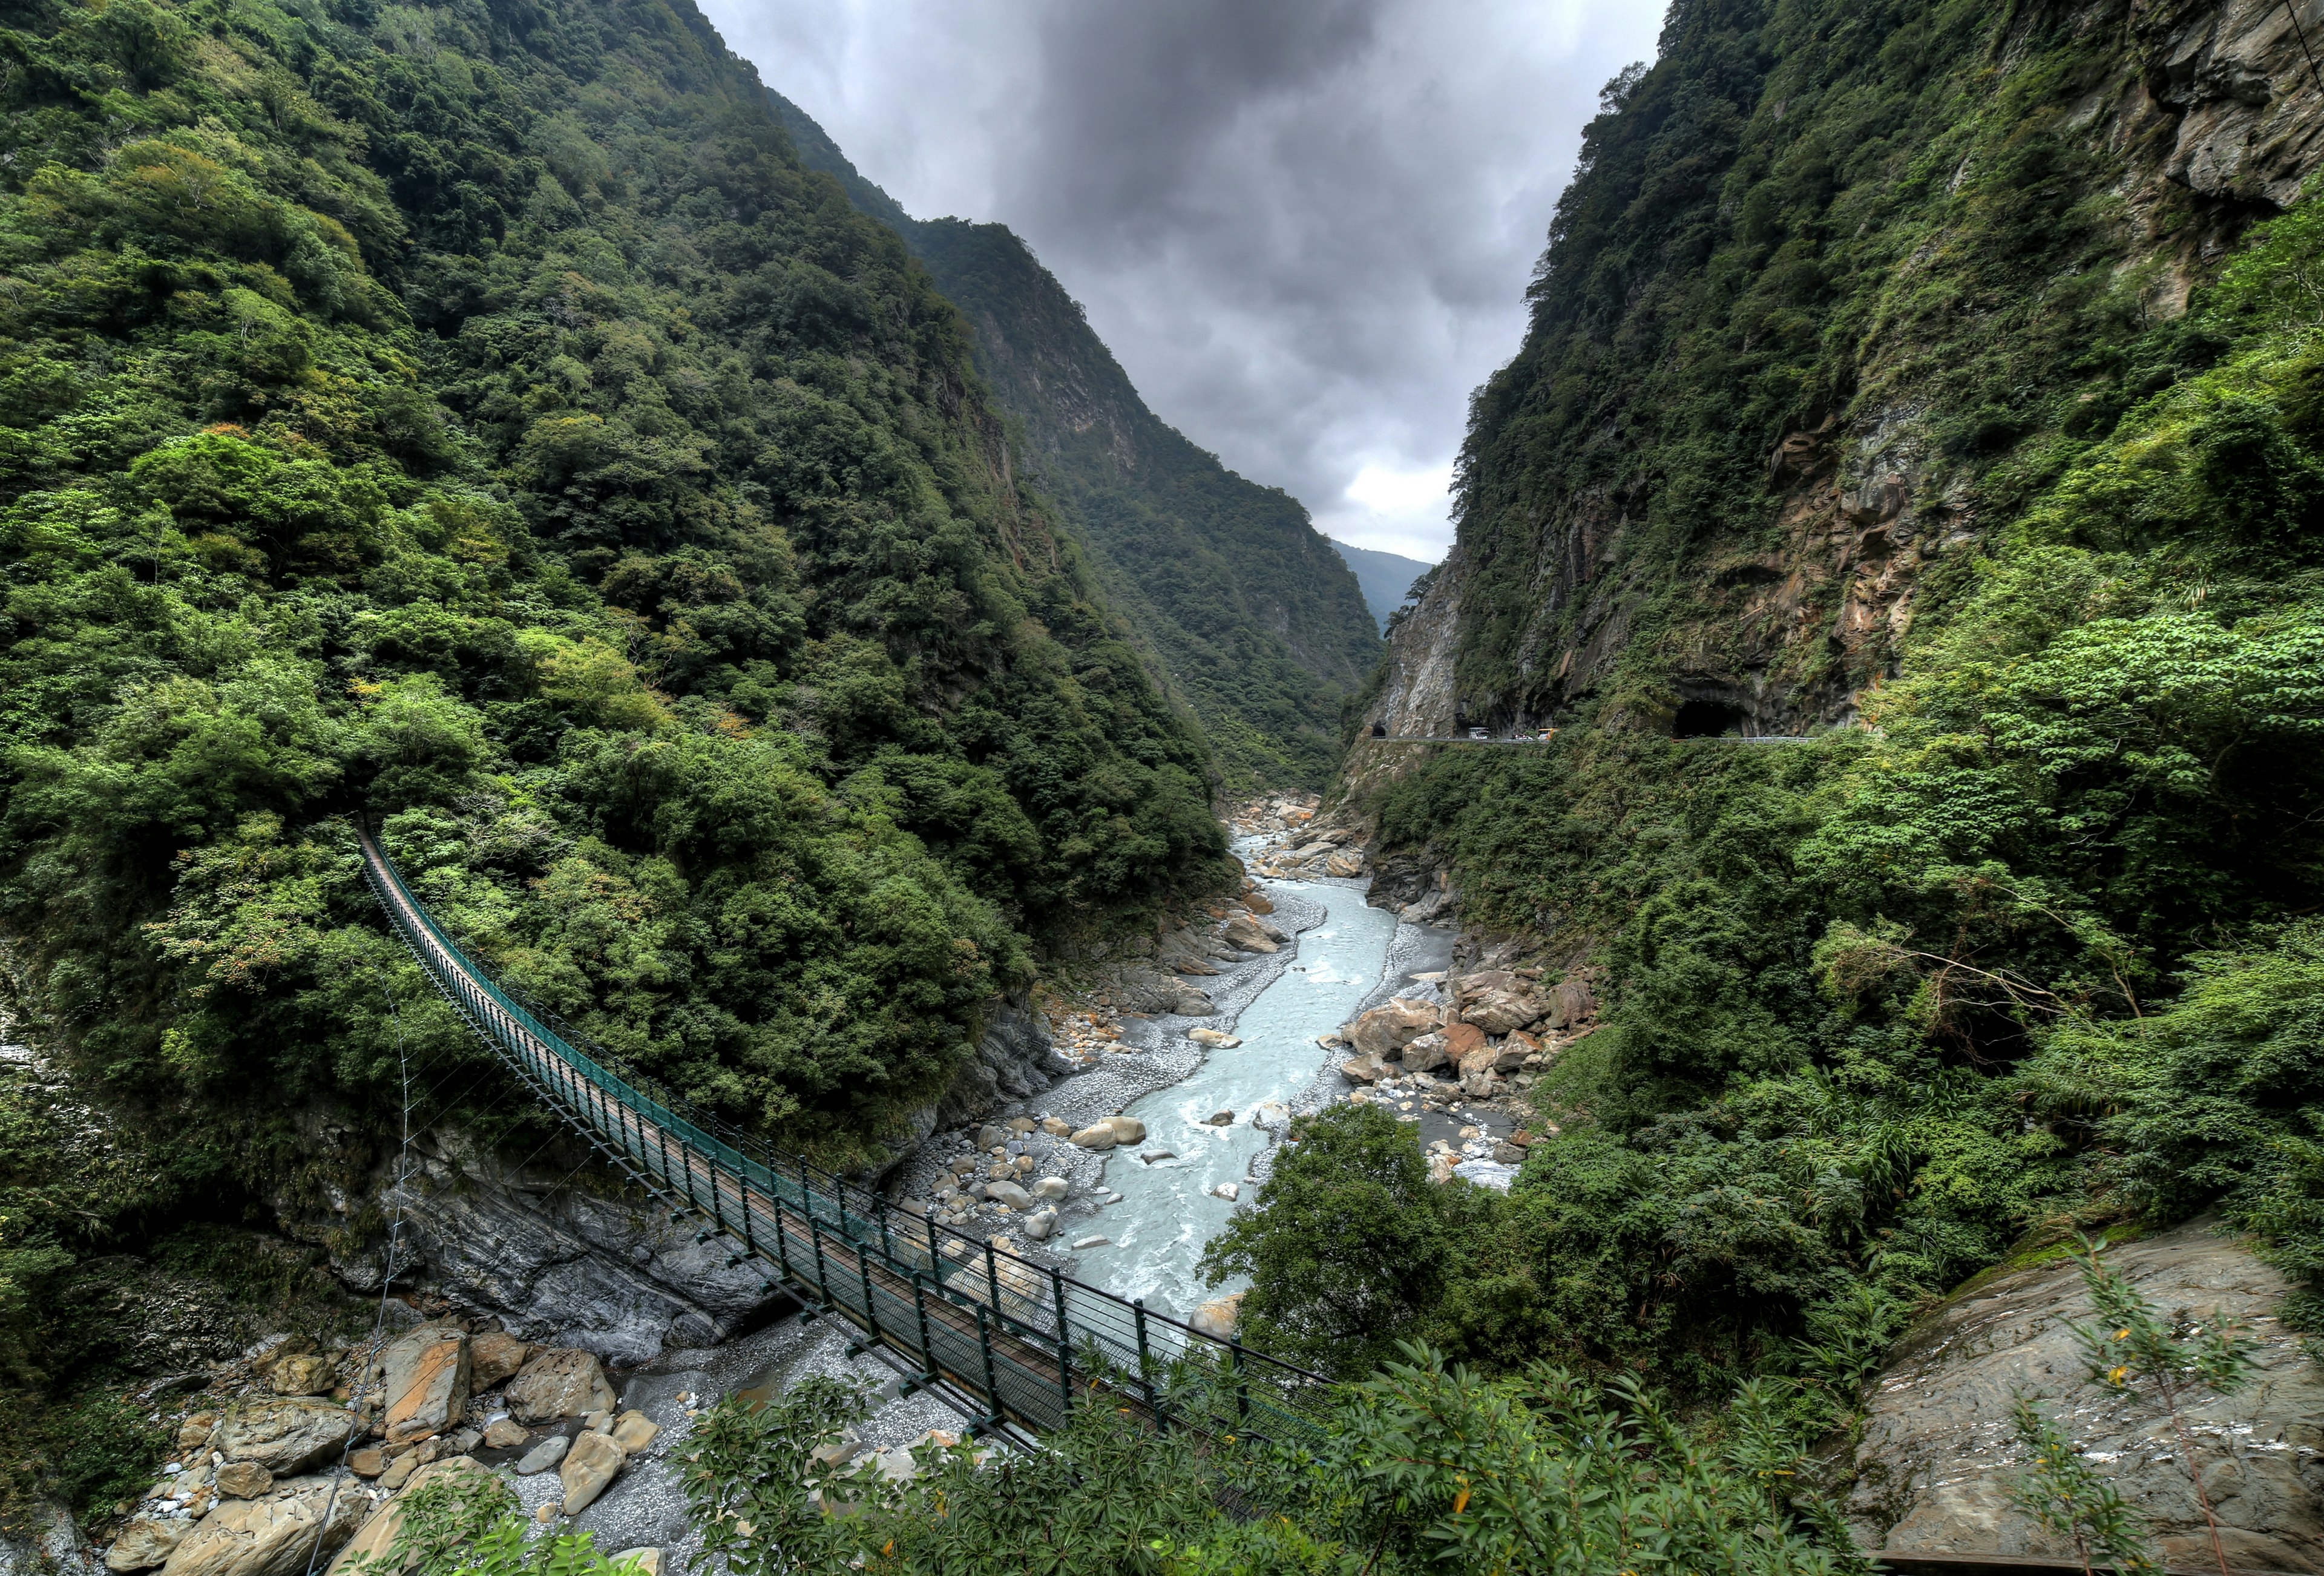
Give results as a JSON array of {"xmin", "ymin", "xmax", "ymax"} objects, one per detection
[{"xmin": 355, "ymin": 821, "xmax": 1331, "ymax": 1444}]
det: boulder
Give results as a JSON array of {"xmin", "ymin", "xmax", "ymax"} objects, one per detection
[
  {"xmin": 480, "ymin": 1419, "xmax": 527, "ymax": 1450},
  {"xmin": 1461, "ymin": 983, "xmax": 1552, "ymax": 1036},
  {"xmin": 1339, "ymin": 1052, "xmax": 1390, "ymax": 1085},
  {"xmin": 1220, "ymin": 914, "xmax": 1278, "ymax": 953},
  {"xmin": 1399, "ymin": 1032, "xmax": 1451, "ymax": 1073},
  {"xmin": 175, "ymin": 1415, "xmax": 219, "ymax": 1456},
  {"xmin": 1241, "ymin": 890, "xmax": 1274, "ymax": 914},
  {"xmin": 513, "ymin": 1436, "xmax": 569, "ymax": 1476},
  {"xmin": 1037, "ymin": 1117, "xmax": 1071, "ymax": 1137},
  {"xmin": 1210, "ymin": 1183, "xmax": 1239, "ymax": 1202},
  {"xmin": 213, "ymin": 1463, "xmax": 271, "ymax": 1500},
  {"xmin": 1324, "ymin": 852, "xmax": 1364, "ymax": 877},
  {"xmin": 1006, "ymin": 1116, "xmax": 1037, "ymax": 1134},
  {"xmin": 1348, "ymin": 1000, "xmax": 1439, "ymax": 1060},
  {"xmin": 1555, "ymin": 978, "xmax": 1596, "ymax": 1026},
  {"xmin": 1029, "ymin": 1177, "xmax": 1069, "ymax": 1201},
  {"xmin": 1023, "ymin": 1209, "xmax": 1057, "ymax": 1242},
  {"xmin": 1206, "ymin": 1109, "xmax": 1233, "ymax": 1126},
  {"xmin": 380, "ymin": 1322, "xmax": 470, "ymax": 1443},
  {"xmin": 215, "ymin": 1399, "xmax": 357, "ymax": 1477},
  {"xmin": 267, "ymin": 1356, "xmax": 332, "ymax": 1397},
  {"xmin": 609, "ymin": 1411, "xmax": 657, "ymax": 1453},
  {"xmin": 326, "ymin": 1460, "xmax": 482, "ymax": 1576},
  {"xmin": 163, "ymin": 1479, "xmax": 367, "ymax": 1576},
  {"xmin": 504, "ymin": 1349, "xmax": 614, "ymax": 1427},
  {"xmin": 985, "ymin": 1181, "xmax": 1032, "ymax": 1212},
  {"xmin": 1440, "ymin": 1021, "xmax": 1486, "ymax": 1062},
  {"xmin": 559, "ymin": 1430, "xmax": 627, "ymax": 1515},
  {"xmin": 466, "ymin": 1331, "xmax": 532, "ymax": 1391},
  {"xmin": 1842, "ymin": 1216, "xmax": 2324, "ymax": 1572},
  {"xmin": 1187, "ymin": 1028, "xmax": 1240, "ymax": 1047},
  {"xmin": 1068, "ymin": 1124, "xmax": 1117, "ymax": 1151},
  {"xmin": 975, "ymin": 1124, "xmax": 1008, "ymax": 1152},
  {"xmin": 347, "ymin": 1450, "xmax": 384, "ymax": 1479},
  {"xmin": 1106, "ymin": 1115, "xmax": 1146, "ymax": 1145},
  {"xmin": 107, "ymin": 1517, "xmax": 186, "ymax": 1573},
  {"xmin": 1189, "ymin": 1292, "xmax": 1244, "ymax": 1340}
]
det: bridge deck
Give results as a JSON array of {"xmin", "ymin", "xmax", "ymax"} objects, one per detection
[{"xmin": 356, "ymin": 825, "xmax": 1323, "ymax": 1445}]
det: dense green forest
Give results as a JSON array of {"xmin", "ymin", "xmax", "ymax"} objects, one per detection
[
  {"xmin": 1221, "ymin": 0, "xmax": 2324, "ymax": 1396},
  {"xmin": 768, "ymin": 93, "xmax": 1382, "ymax": 791},
  {"xmin": 0, "ymin": 0, "xmax": 1233, "ymax": 1197}
]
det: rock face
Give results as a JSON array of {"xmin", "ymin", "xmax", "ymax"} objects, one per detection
[
  {"xmin": 215, "ymin": 1400, "xmax": 356, "ymax": 1477},
  {"xmin": 272, "ymin": 1121, "xmax": 784, "ymax": 1365},
  {"xmin": 160, "ymin": 1480, "xmax": 366, "ymax": 1576},
  {"xmin": 1843, "ymin": 1218, "xmax": 2324, "ymax": 1572},
  {"xmin": 505, "ymin": 1348, "xmax": 617, "ymax": 1427},
  {"xmin": 381, "ymin": 1321, "xmax": 470, "ymax": 1443},
  {"xmin": 931, "ymin": 1002, "xmax": 1074, "ymax": 1132}
]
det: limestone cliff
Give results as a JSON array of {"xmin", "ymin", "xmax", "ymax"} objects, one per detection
[{"xmin": 1363, "ymin": 0, "xmax": 2324, "ymax": 747}]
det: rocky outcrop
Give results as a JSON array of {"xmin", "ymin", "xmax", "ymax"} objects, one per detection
[
  {"xmin": 1842, "ymin": 1218, "xmax": 2324, "ymax": 1572},
  {"xmin": 932, "ymin": 1002, "xmax": 1073, "ymax": 1131},
  {"xmin": 274, "ymin": 1123, "xmax": 783, "ymax": 1367}
]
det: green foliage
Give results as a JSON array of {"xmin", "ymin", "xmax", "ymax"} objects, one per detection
[
  {"xmin": 43, "ymin": 1391, "xmax": 168, "ymax": 1519},
  {"xmin": 672, "ymin": 1341, "xmax": 1859, "ymax": 1575},
  {"xmin": 1325, "ymin": 1, "xmax": 2324, "ymax": 1393},
  {"xmin": 2004, "ymin": 1399, "xmax": 2156, "ymax": 1576},
  {"xmin": 352, "ymin": 1465, "xmax": 645, "ymax": 1576},
  {"xmin": 0, "ymin": 0, "xmax": 1232, "ymax": 1170}
]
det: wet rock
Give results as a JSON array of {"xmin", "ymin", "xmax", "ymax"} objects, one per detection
[
  {"xmin": 215, "ymin": 1399, "xmax": 357, "ymax": 1478},
  {"xmin": 1109, "ymin": 1116, "xmax": 1146, "ymax": 1144},
  {"xmin": 505, "ymin": 1349, "xmax": 614, "ymax": 1427},
  {"xmin": 558, "ymin": 1430, "xmax": 626, "ymax": 1515},
  {"xmin": 513, "ymin": 1435, "xmax": 569, "ymax": 1476},
  {"xmin": 162, "ymin": 1479, "xmax": 367, "ymax": 1576},
  {"xmin": 1210, "ymin": 1183, "xmax": 1239, "ymax": 1202},
  {"xmin": 1206, "ymin": 1110, "xmax": 1233, "ymax": 1126},
  {"xmin": 381, "ymin": 1322, "xmax": 470, "ymax": 1443},
  {"xmin": 466, "ymin": 1331, "xmax": 532, "ymax": 1390},
  {"xmin": 1843, "ymin": 1216, "xmax": 2324, "ymax": 1572},
  {"xmin": 1348, "ymin": 1000, "xmax": 1439, "ymax": 1060},
  {"xmin": 106, "ymin": 1518, "xmax": 186, "ymax": 1573}
]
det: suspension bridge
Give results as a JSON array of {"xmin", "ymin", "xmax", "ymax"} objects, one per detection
[{"xmin": 356, "ymin": 824, "xmax": 1328, "ymax": 1450}]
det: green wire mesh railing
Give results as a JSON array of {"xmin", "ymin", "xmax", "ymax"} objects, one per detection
[{"xmin": 356, "ymin": 824, "xmax": 1331, "ymax": 1446}]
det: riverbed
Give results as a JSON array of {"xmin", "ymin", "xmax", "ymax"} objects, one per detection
[{"xmin": 1071, "ymin": 878, "xmax": 1400, "ymax": 1313}]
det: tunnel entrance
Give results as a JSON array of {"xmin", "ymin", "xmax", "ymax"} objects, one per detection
[{"xmin": 1673, "ymin": 699, "xmax": 1748, "ymax": 738}]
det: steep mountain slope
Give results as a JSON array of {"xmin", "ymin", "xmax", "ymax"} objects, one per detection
[
  {"xmin": 1328, "ymin": 539, "xmax": 1433, "ymax": 632},
  {"xmin": 0, "ymin": 0, "xmax": 1230, "ymax": 1180},
  {"xmin": 769, "ymin": 92, "xmax": 1381, "ymax": 790},
  {"xmin": 1255, "ymin": 0, "xmax": 2324, "ymax": 1385}
]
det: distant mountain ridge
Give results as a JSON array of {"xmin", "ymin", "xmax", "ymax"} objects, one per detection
[
  {"xmin": 1328, "ymin": 540, "xmax": 1434, "ymax": 634},
  {"xmin": 769, "ymin": 91, "xmax": 1381, "ymax": 790}
]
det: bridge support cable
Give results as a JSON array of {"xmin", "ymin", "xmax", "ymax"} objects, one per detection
[{"xmin": 354, "ymin": 824, "xmax": 1330, "ymax": 1445}]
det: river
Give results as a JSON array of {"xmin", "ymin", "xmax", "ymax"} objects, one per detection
[{"xmin": 1071, "ymin": 877, "xmax": 1401, "ymax": 1315}]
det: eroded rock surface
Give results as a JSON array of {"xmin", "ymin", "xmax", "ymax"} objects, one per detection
[{"xmin": 1843, "ymin": 1217, "xmax": 2324, "ymax": 1572}]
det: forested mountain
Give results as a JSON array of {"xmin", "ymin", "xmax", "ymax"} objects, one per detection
[
  {"xmin": 1328, "ymin": 538, "xmax": 1432, "ymax": 633},
  {"xmin": 769, "ymin": 93, "xmax": 1381, "ymax": 790},
  {"xmin": 1285, "ymin": 0, "xmax": 2324, "ymax": 1387},
  {"xmin": 0, "ymin": 0, "xmax": 1233, "ymax": 1178}
]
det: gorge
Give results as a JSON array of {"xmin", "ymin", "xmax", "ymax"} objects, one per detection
[{"xmin": 4, "ymin": 0, "xmax": 2324, "ymax": 1571}]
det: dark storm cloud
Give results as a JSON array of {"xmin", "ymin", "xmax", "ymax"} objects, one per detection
[{"xmin": 697, "ymin": 1, "xmax": 1664, "ymax": 560}]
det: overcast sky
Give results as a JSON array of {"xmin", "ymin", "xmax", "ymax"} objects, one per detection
[{"xmin": 697, "ymin": 1, "xmax": 1666, "ymax": 563}]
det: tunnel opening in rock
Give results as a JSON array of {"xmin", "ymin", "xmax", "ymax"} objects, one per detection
[{"xmin": 1673, "ymin": 700, "xmax": 1748, "ymax": 738}]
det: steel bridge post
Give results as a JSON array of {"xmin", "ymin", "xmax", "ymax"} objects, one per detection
[
  {"xmin": 1051, "ymin": 1267, "xmax": 1072, "ymax": 1416},
  {"xmin": 974, "ymin": 1304, "xmax": 1002, "ymax": 1428},
  {"xmin": 1135, "ymin": 1297, "xmax": 1164, "ymax": 1434}
]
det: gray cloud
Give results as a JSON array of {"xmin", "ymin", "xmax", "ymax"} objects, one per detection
[{"xmin": 696, "ymin": 0, "xmax": 1664, "ymax": 560}]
